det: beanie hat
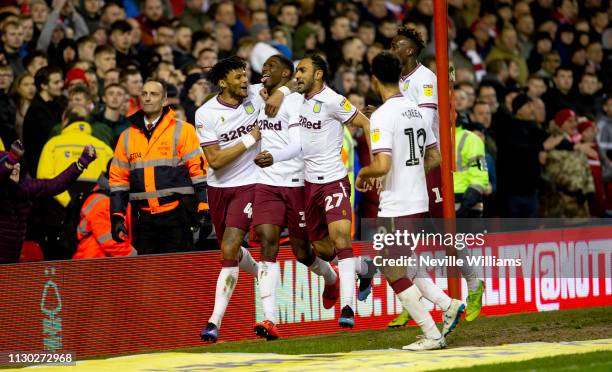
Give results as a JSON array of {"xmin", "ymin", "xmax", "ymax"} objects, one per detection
[
  {"xmin": 577, "ymin": 119, "xmax": 594, "ymax": 134},
  {"xmin": 64, "ymin": 68, "xmax": 88, "ymax": 88},
  {"xmin": 511, "ymin": 93, "xmax": 532, "ymax": 115},
  {"xmin": 554, "ymin": 109, "xmax": 576, "ymax": 127}
]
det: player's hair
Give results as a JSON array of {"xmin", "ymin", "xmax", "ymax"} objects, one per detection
[
  {"xmin": 34, "ymin": 65, "xmax": 62, "ymax": 90},
  {"xmin": 371, "ymin": 51, "xmax": 402, "ymax": 85},
  {"xmin": 396, "ymin": 26, "xmax": 426, "ymax": 54},
  {"xmin": 271, "ymin": 54, "xmax": 294, "ymax": 75},
  {"xmin": 305, "ymin": 53, "xmax": 329, "ymax": 81},
  {"xmin": 209, "ymin": 56, "xmax": 247, "ymax": 86}
]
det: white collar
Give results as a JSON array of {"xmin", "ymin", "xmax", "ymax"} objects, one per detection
[{"xmin": 144, "ymin": 114, "xmax": 162, "ymax": 128}]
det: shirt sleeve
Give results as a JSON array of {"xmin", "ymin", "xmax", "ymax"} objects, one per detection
[
  {"xmin": 425, "ymin": 121, "xmax": 438, "ymax": 149},
  {"xmin": 415, "ymin": 72, "xmax": 438, "ymax": 108},
  {"xmin": 195, "ymin": 106, "xmax": 218, "ymax": 147},
  {"xmin": 370, "ymin": 111, "xmax": 393, "ymax": 155},
  {"xmin": 249, "ymin": 83, "xmax": 265, "ymax": 109},
  {"xmin": 329, "ymin": 95, "xmax": 358, "ymax": 125}
]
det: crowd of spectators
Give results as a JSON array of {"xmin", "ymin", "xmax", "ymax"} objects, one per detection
[{"xmin": 0, "ymin": 0, "xmax": 611, "ymax": 263}]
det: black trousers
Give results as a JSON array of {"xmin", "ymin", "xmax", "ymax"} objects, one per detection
[{"xmin": 133, "ymin": 205, "xmax": 194, "ymax": 255}]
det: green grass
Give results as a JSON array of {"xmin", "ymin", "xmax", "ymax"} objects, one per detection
[
  {"xmin": 432, "ymin": 350, "xmax": 612, "ymax": 372},
  {"xmin": 173, "ymin": 306, "xmax": 612, "ymax": 355}
]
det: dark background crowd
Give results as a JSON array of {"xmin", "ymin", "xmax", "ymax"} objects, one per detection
[{"xmin": 0, "ymin": 0, "xmax": 611, "ymax": 263}]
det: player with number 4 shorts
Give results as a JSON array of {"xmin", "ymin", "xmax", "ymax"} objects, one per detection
[
  {"xmin": 251, "ymin": 55, "xmax": 340, "ymax": 341},
  {"xmin": 196, "ymin": 56, "xmax": 292, "ymax": 343}
]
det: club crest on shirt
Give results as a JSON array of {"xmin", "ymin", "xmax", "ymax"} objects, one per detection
[
  {"xmin": 371, "ymin": 128, "xmax": 380, "ymax": 143},
  {"xmin": 402, "ymin": 81, "xmax": 409, "ymax": 91},
  {"xmin": 244, "ymin": 101, "xmax": 255, "ymax": 114},
  {"xmin": 423, "ymin": 84, "xmax": 433, "ymax": 97},
  {"xmin": 220, "ymin": 116, "xmax": 225, "ymax": 124},
  {"xmin": 340, "ymin": 98, "xmax": 352, "ymax": 111},
  {"xmin": 64, "ymin": 151, "xmax": 71, "ymax": 158},
  {"xmin": 313, "ymin": 100, "xmax": 322, "ymax": 113}
]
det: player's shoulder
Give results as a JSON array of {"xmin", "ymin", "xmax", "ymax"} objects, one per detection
[
  {"xmin": 317, "ymin": 85, "xmax": 343, "ymax": 103},
  {"xmin": 416, "ymin": 64, "xmax": 437, "ymax": 81},
  {"xmin": 285, "ymin": 92, "xmax": 304, "ymax": 106},
  {"xmin": 197, "ymin": 94, "xmax": 221, "ymax": 112}
]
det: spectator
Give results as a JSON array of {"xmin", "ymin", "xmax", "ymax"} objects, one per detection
[
  {"xmin": 22, "ymin": 65, "xmax": 64, "ymax": 176},
  {"xmin": 94, "ymin": 45, "xmax": 117, "ymax": 94},
  {"xmin": 79, "ymin": 0, "xmax": 102, "ymax": 32},
  {"xmin": 456, "ymin": 81, "xmax": 477, "ymax": 109},
  {"xmin": 486, "ymin": 27, "xmax": 528, "ymax": 85},
  {"xmin": 0, "ymin": 140, "xmax": 96, "ymax": 264},
  {"xmin": 109, "ymin": 20, "xmax": 137, "ymax": 67},
  {"xmin": 597, "ymin": 96, "xmax": 612, "ymax": 217},
  {"xmin": 180, "ymin": 0, "xmax": 210, "ymax": 33},
  {"xmin": 215, "ymin": 24, "xmax": 234, "ymax": 59},
  {"xmin": 357, "ymin": 21, "xmax": 376, "ymax": 47},
  {"xmin": 470, "ymin": 100, "xmax": 497, "ymax": 159},
  {"xmin": 76, "ymin": 36, "xmax": 97, "ymax": 63},
  {"xmin": 1, "ymin": 21, "xmax": 25, "ymax": 75},
  {"xmin": 37, "ymin": 104, "xmax": 113, "ymax": 208},
  {"xmin": 92, "ymin": 84, "xmax": 131, "ymax": 147},
  {"xmin": 73, "ymin": 163, "xmax": 136, "ymax": 259},
  {"xmin": 542, "ymin": 66, "xmax": 576, "ymax": 121},
  {"xmin": 526, "ymin": 74, "xmax": 548, "ymax": 99},
  {"xmin": 496, "ymin": 94, "xmax": 549, "ymax": 217},
  {"xmin": 536, "ymin": 50, "xmax": 561, "ymax": 85},
  {"xmin": 0, "ymin": 65, "xmax": 16, "ymax": 148},
  {"xmin": 36, "ymin": 0, "xmax": 89, "ymax": 53},
  {"xmin": 324, "ymin": 15, "xmax": 351, "ymax": 74},
  {"xmin": 22, "ymin": 50, "xmax": 48, "ymax": 77},
  {"xmin": 120, "ymin": 67, "xmax": 143, "ymax": 117},
  {"xmin": 180, "ymin": 72, "xmax": 209, "ymax": 124},
  {"xmin": 10, "ymin": 72, "xmax": 35, "ymax": 141},
  {"xmin": 99, "ymin": 2, "xmax": 126, "ymax": 30},
  {"xmin": 276, "ymin": 1, "xmax": 300, "ymax": 36},
  {"xmin": 527, "ymin": 32, "xmax": 553, "ymax": 73},
  {"xmin": 480, "ymin": 59, "xmax": 508, "ymax": 100},
  {"xmin": 211, "ymin": 0, "xmax": 248, "ymax": 46},
  {"xmin": 575, "ymin": 73, "xmax": 603, "ymax": 119},
  {"xmin": 577, "ymin": 119, "xmax": 605, "ymax": 217},
  {"xmin": 137, "ymin": 0, "xmax": 167, "ymax": 46},
  {"xmin": 292, "ymin": 23, "xmax": 317, "ymax": 59}
]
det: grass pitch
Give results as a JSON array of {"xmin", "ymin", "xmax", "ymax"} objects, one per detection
[{"xmin": 176, "ymin": 306, "xmax": 611, "ymax": 355}]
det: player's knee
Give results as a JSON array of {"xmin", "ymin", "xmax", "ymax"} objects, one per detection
[
  {"xmin": 294, "ymin": 245, "xmax": 315, "ymax": 266},
  {"xmin": 313, "ymin": 241, "xmax": 335, "ymax": 262}
]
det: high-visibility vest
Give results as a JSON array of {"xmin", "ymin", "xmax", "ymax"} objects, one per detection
[
  {"xmin": 109, "ymin": 107, "xmax": 207, "ymax": 216},
  {"xmin": 37, "ymin": 121, "xmax": 114, "ymax": 207},
  {"xmin": 73, "ymin": 190, "xmax": 135, "ymax": 259},
  {"xmin": 453, "ymin": 126, "xmax": 489, "ymax": 194}
]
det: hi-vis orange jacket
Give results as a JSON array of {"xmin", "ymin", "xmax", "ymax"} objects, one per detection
[
  {"xmin": 73, "ymin": 187, "xmax": 135, "ymax": 259},
  {"xmin": 109, "ymin": 107, "xmax": 207, "ymax": 216}
]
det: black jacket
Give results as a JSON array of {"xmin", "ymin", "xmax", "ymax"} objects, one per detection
[
  {"xmin": 22, "ymin": 94, "xmax": 63, "ymax": 176},
  {"xmin": 0, "ymin": 91, "xmax": 16, "ymax": 147},
  {"xmin": 496, "ymin": 118, "xmax": 548, "ymax": 196}
]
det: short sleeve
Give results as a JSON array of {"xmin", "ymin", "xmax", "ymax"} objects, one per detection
[
  {"xmin": 416, "ymin": 73, "xmax": 438, "ymax": 108},
  {"xmin": 248, "ymin": 83, "xmax": 265, "ymax": 109},
  {"xmin": 195, "ymin": 106, "xmax": 218, "ymax": 147},
  {"xmin": 370, "ymin": 111, "xmax": 393, "ymax": 155},
  {"xmin": 286, "ymin": 94, "xmax": 303, "ymax": 129},
  {"xmin": 329, "ymin": 95, "xmax": 358, "ymax": 125},
  {"xmin": 425, "ymin": 122, "xmax": 437, "ymax": 149}
]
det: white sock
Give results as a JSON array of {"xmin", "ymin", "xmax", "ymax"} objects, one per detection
[
  {"xmin": 259, "ymin": 261, "xmax": 279, "ymax": 323},
  {"xmin": 239, "ymin": 246, "xmax": 259, "ymax": 277},
  {"xmin": 208, "ymin": 266, "xmax": 239, "ymax": 327},
  {"xmin": 338, "ymin": 257, "xmax": 356, "ymax": 310},
  {"xmin": 397, "ymin": 286, "xmax": 441, "ymax": 340},
  {"xmin": 309, "ymin": 256, "xmax": 337, "ymax": 285},
  {"xmin": 413, "ymin": 277, "xmax": 452, "ymax": 311},
  {"xmin": 355, "ymin": 256, "xmax": 369, "ymax": 275}
]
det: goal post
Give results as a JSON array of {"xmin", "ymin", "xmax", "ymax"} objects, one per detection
[{"xmin": 433, "ymin": 0, "xmax": 461, "ymax": 299}]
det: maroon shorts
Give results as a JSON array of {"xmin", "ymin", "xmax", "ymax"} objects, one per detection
[
  {"xmin": 252, "ymin": 184, "xmax": 307, "ymax": 239},
  {"xmin": 208, "ymin": 184, "xmax": 255, "ymax": 242},
  {"xmin": 304, "ymin": 176, "xmax": 352, "ymax": 242},
  {"xmin": 426, "ymin": 166, "xmax": 444, "ymax": 217}
]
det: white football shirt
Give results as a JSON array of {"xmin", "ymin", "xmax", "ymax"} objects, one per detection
[
  {"xmin": 370, "ymin": 95, "xmax": 437, "ymax": 217},
  {"xmin": 298, "ymin": 85, "xmax": 357, "ymax": 184},
  {"xmin": 257, "ymin": 92, "xmax": 304, "ymax": 187},
  {"xmin": 195, "ymin": 84, "xmax": 264, "ymax": 187},
  {"xmin": 399, "ymin": 63, "xmax": 440, "ymax": 141}
]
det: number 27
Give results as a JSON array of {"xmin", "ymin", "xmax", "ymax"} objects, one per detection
[{"xmin": 325, "ymin": 193, "xmax": 343, "ymax": 211}]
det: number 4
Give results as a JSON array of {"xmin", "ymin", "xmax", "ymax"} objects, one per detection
[
  {"xmin": 325, "ymin": 193, "xmax": 343, "ymax": 211},
  {"xmin": 243, "ymin": 202, "xmax": 253, "ymax": 218}
]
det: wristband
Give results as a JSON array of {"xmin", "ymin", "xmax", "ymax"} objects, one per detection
[
  {"xmin": 278, "ymin": 86, "xmax": 291, "ymax": 96},
  {"xmin": 76, "ymin": 161, "xmax": 84, "ymax": 171},
  {"xmin": 242, "ymin": 134, "xmax": 256, "ymax": 149}
]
